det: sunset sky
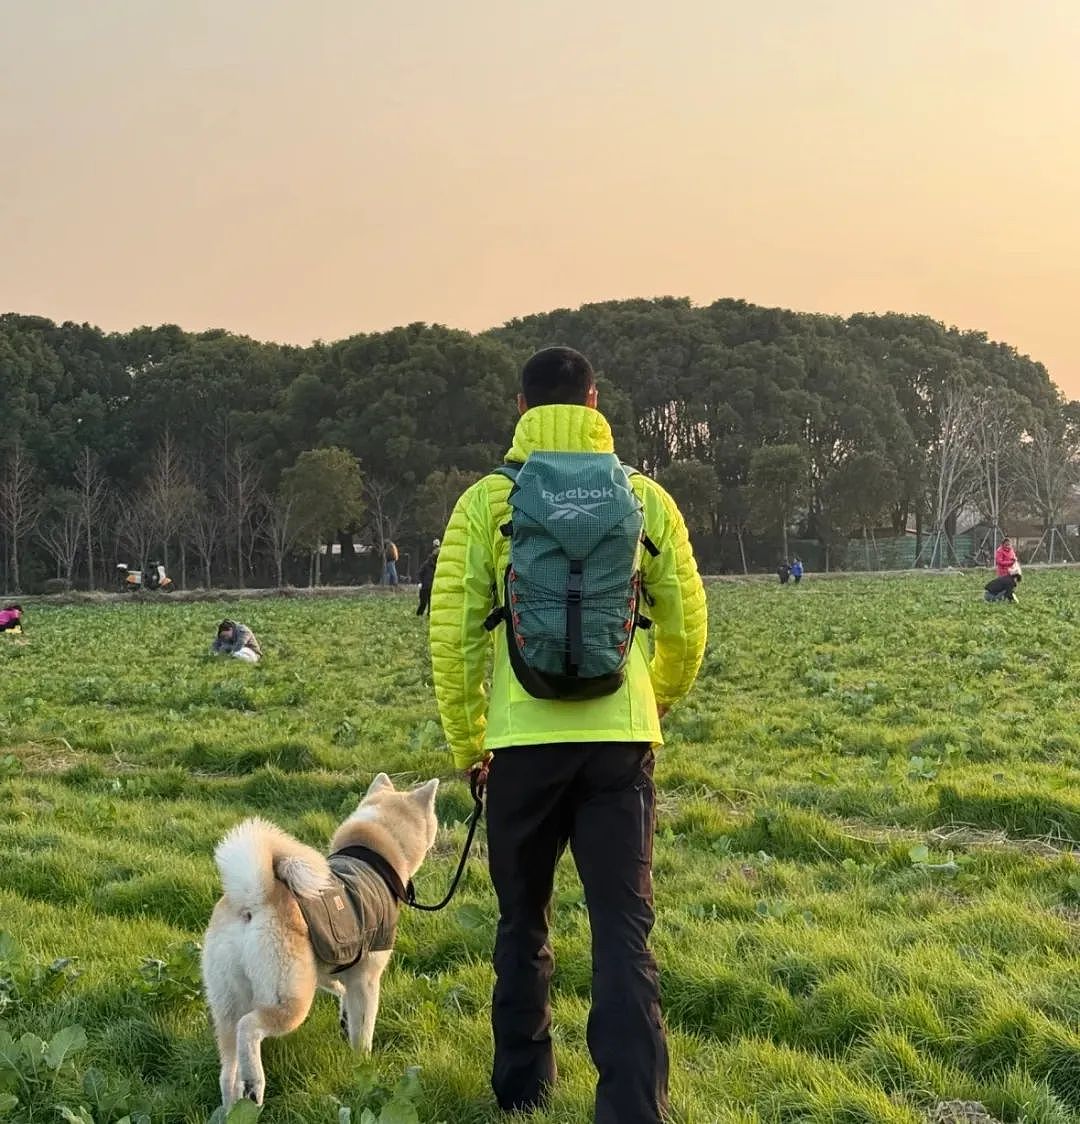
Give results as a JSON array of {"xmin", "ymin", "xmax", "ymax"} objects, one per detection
[{"xmin": 3, "ymin": 1, "xmax": 1079, "ymax": 397}]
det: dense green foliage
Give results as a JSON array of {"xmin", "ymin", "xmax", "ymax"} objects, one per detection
[
  {"xmin": 2, "ymin": 575, "xmax": 1080, "ymax": 1121},
  {"xmin": 1, "ymin": 300, "xmax": 1075, "ymax": 592}
]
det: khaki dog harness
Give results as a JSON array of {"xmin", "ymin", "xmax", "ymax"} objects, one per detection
[{"xmin": 296, "ymin": 848, "xmax": 402, "ymax": 972}]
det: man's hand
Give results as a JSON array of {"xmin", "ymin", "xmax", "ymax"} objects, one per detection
[{"xmin": 466, "ymin": 752, "xmax": 493, "ymax": 787}]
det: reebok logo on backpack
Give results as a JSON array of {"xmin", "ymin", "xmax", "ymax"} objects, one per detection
[
  {"xmin": 485, "ymin": 451, "xmax": 658, "ymax": 701},
  {"xmin": 543, "ymin": 485, "xmax": 616, "ymax": 521},
  {"xmin": 542, "ymin": 486, "xmax": 616, "ymax": 503}
]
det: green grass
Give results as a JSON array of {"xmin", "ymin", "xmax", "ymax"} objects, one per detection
[{"xmin": 2, "ymin": 574, "xmax": 1080, "ymax": 1122}]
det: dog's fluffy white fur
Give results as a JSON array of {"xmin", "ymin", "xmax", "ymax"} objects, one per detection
[{"xmin": 201, "ymin": 773, "xmax": 439, "ymax": 1107}]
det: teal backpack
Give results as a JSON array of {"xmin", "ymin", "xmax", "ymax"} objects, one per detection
[{"xmin": 484, "ymin": 451, "xmax": 658, "ymax": 701}]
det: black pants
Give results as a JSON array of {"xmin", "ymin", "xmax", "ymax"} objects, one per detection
[
  {"xmin": 485, "ymin": 742, "xmax": 669, "ymax": 1123},
  {"xmin": 416, "ymin": 584, "xmax": 432, "ymax": 616}
]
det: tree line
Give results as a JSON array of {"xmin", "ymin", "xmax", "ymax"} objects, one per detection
[{"xmin": 1, "ymin": 299, "xmax": 1077, "ymax": 592}]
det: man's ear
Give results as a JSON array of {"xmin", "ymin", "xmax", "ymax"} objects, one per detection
[
  {"xmin": 517, "ymin": 392, "xmax": 528, "ymax": 416},
  {"xmin": 586, "ymin": 385, "xmax": 599, "ymax": 409}
]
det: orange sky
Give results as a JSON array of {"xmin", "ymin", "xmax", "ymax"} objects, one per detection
[{"xmin": 2, "ymin": 1, "xmax": 1078, "ymax": 398}]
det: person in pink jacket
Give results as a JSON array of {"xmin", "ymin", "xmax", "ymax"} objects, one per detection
[
  {"xmin": 995, "ymin": 537, "xmax": 1019, "ymax": 577},
  {"xmin": 0, "ymin": 604, "xmax": 23, "ymax": 633}
]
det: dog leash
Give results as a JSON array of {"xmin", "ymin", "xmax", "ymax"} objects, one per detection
[{"xmin": 405, "ymin": 766, "xmax": 487, "ymax": 913}]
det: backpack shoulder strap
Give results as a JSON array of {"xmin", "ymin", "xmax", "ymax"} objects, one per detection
[
  {"xmin": 489, "ymin": 462, "xmax": 522, "ymax": 541},
  {"xmin": 481, "ymin": 462, "xmax": 521, "ymax": 632},
  {"xmin": 621, "ymin": 464, "xmax": 660, "ymax": 557}
]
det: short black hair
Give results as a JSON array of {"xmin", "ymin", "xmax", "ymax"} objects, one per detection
[
  {"xmin": 521, "ymin": 347, "xmax": 595, "ymax": 407},
  {"xmin": 4, "ymin": 604, "xmax": 21, "ymax": 612},
  {"xmin": 218, "ymin": 619, "xmax": 236, "ymax": 634}
]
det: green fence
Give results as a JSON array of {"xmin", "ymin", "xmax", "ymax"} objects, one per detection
[{"xmin": 786, "ymin": 534, "xmax": 979, "ymax": 573}]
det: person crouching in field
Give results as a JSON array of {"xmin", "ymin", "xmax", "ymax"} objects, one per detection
[
  {"xmin": 984, "ymin": 572, "xmax": 1020, "ymax": 603},
  {"xmin": 210, "ymin": 619, "xmax": 262, "ymax": 662},
  {"xmin": 0, "ymin": 604, "xmax": 23, "ymax": 634}
]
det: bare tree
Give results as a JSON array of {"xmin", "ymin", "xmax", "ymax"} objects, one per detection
[
  {"xmin": 117, "ymin": 493, "xmax": 158, "ymax": 576},
  {"xmin": 971, "ymin": 391, "xmax": 1023, "ymax": 554},
  {"xmin": 1015, "ymin": 422, "xmax": 1080, "ymax": 562},
  {"xmin": 37, "ymin": 489, "xmax": 84, "ymax": 587},
  {"xmin": 0, "ymin": 441, "xmax": 43, "ymax": 592},
  {"xmin": 145, "ymin": 432, "xmax": 198, "ymax": 586},
  {"xmin": 917, "ymin": 382, "xmax": 981, "ymax": 568},
  {"xmin": 189, "ymin": 490, "xmax": 225, "ymax": 590},
  {"xmin": 363, "ymin": 475, "xmax": 406, "ymax": 579},
  {"xmin": 220, "ymin": 446, "xmax": 262, "ymax": 588},
  {"xmin": 260, "ymin": 490, "xmax": 304, "ymax": 587},
  {"xmin": 718, "ymin": 485, "xmax": 751, "ymax": 575},
  {"xmin": 74, "ymin": 446, "xmax": 110, "ymax": 591}
]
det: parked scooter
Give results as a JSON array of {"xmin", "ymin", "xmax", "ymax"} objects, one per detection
[{"xmin": 117, "ymin": 561, "xmax": 174, "ymax": 592}]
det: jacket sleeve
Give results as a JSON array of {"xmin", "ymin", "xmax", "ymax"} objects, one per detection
[
  {"xmin": 640, "ymin": 480, "xmax": 707, "ymax": 707},
  {"xmin": 429, "ymin": 483, "xmax": 496, "ymax": 770}
]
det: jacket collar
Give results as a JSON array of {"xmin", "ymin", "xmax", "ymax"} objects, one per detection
[{"xmin": 505, "ymin": 405, "xmax": 615, "ymax": 462}]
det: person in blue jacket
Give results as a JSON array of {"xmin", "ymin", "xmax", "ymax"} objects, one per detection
[{"xmin": 791, "ymin": 558, "xmax": 804, "ymax": 584}]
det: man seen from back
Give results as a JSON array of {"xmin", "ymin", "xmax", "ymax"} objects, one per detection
[{"xmin": 429, "ymin": 347, "xmax": 707, "ymax": 1124}]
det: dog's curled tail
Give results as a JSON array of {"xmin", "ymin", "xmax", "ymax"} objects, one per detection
[{"xmin": 214, "ymin": 818, "xmax": 333, "ymax": 910}]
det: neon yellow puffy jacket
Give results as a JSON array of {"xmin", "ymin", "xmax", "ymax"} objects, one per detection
[{"xmin": 430, "ymin": 405, "xmax": 708, "ymax": 770}]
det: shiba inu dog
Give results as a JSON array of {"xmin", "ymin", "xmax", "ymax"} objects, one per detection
[{"xmin": 201, "ymin": 773, "xmax": 439, "ymax": 1107}]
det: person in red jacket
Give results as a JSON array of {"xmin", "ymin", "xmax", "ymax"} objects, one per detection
[{"xmin": 995, "ymin": 537, "xmax": 1018, "ymax": 577}]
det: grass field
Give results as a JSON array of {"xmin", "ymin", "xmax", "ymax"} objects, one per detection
[{"xmin": 2, "ymin": 573, "xmax": 1080, "ymax": 1123}]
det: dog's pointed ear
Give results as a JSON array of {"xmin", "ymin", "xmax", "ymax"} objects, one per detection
[
  {"xmin": 411, "ymin": 778, "xmax": 439, "ymax": 811},
  {"xmin": 366, "ymin": 772, "xmax": 394, "ymax": 797}
]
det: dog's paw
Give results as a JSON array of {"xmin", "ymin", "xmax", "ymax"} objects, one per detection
[
  {"xmin": 339, "ymin": 1007, "xmax": 350, "ymax": 1042},
  {"xmin": 242, "ymin": 1081, "xmax": 262, "ymax": 1104}
]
